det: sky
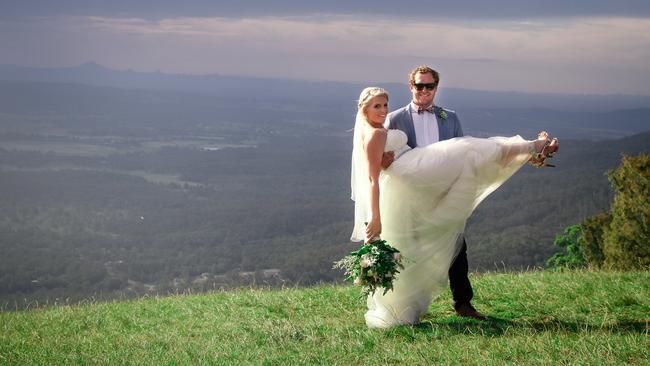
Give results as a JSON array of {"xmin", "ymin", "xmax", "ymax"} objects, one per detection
[{"xmin": 1, "ymin": 1, "xmax": 650, "ymax": 95}]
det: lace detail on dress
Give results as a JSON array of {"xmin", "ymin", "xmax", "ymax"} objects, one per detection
[{"xmin": 385, "ymin": 130, "xmax": 411, "ymax": 160}]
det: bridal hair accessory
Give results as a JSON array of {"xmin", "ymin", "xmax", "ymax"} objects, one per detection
[
  {"xmin": 333, "ymin": 238, "xmax": 405, "ymax": 297},
  {"xmin": 529, "ymin": 131, "xmax": 558, "ymax": 168}
]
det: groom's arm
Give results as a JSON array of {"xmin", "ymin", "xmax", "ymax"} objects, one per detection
[
  {"xmin": 381, "ymin": 151, "xmax": 394, "ymax": 169},
  {"xmin": 380, "ymin": 111, "xmax": 398, "ymax": 169},
  {"xmin": 450, "ymin": 111, "xmax": 464, "ymax": 138},
  {"xmin": 455, "ymin": 118, "xmax": 464, "ymax": 138}
]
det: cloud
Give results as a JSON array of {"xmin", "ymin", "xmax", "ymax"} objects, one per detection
[
  {"xmin": 1, "ymin": 15, "xmax": 649, "ymax": 95},
  {"xmin": 2, "ymin": 1, "xmax": 650, "ymax": 20}
]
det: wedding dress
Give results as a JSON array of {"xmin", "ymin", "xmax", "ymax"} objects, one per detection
[{"xmin": 351, "ymin": 129, "xmax": 534, "ymax": 328}]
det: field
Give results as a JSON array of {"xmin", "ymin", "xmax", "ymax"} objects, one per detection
[{"xmin": 1, "ymin": 270, "xmax": 648, "ymax": 365}]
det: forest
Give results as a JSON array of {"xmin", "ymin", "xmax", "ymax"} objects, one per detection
[{"xmin": 0, "ymin": 80, "xmax": 648, "ymax": 309}]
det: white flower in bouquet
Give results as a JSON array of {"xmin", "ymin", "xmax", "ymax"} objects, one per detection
[
  {"xmin": 333, "ymin": 239, "xmax": 409, "ymax": 297},
  {"xmin": 360, "ymin": 253, "xmax": 375, "ymax": 268}
]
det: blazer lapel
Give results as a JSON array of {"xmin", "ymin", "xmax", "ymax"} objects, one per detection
[
  {"xmin": 433, "ymin": 105, "xmax": 448, "ymax": 141},
  {"xmin": 404, "ymin": 105, "xmax": 417, "ymax": 148}
]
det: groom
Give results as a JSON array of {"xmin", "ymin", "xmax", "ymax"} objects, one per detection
[{"xmin": 382, "ymin": 65, "xmax": 486, "ymax": 320}]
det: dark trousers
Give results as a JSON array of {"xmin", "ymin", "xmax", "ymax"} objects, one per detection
[{"xmin": 448, "ymin": 238, "xmax": 473, "ymax": 310}]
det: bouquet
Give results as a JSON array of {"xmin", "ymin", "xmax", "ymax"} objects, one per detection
[{"xmin": 333, "ymin": 238, "xmax": 405, "ymax": 297}]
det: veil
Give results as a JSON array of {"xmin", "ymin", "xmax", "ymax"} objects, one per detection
[
  {"xmin": 350, "ymin": 111, "xmax": 370, "ymax": 242},
  {"xmin": 350, "ymin": 87, "xmax": 389, "ymax": 242}
]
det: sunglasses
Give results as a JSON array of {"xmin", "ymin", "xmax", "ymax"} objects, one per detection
[{"xmin": 413, "ymin": 83, "xmax": 437, "ymax": 91}]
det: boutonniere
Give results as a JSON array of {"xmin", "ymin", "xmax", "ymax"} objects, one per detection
[{"xmin": 437, "ymin": 109, "xmax": 447, "ymax": 120}]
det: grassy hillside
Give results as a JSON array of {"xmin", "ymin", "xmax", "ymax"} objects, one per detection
[{"xmin": 1, "ymin": 270, "xmax": 648, "ymax": 365}]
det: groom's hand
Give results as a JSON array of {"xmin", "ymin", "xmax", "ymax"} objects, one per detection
[{"xmin": 381, "ymin": 151, "xmax": 395, "ymax": 169}]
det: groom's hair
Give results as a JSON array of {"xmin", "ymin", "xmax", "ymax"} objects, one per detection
[{"xmin": 408, "ymin": 66, "xmax": 439, "ymax": 87}]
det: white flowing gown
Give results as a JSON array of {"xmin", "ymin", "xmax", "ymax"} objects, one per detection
[{"xmin": 355, "ymin": 129, "xmax": 534, "ymax": 328}]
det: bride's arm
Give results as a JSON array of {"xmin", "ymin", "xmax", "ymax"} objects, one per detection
[{"xmin": 364, "ymin": 128, "xmax": 387, "ymax": 241}]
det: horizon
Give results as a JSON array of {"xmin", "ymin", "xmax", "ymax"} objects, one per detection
[
  {"xmin": 5, "ymin": 61, "xmax": 650, "ymax": 100},
  {"xmin": 1, "ymin": 1, "xmax": 650, "ymax": 96}
]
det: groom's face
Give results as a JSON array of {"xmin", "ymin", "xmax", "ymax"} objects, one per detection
[{"xmin": 409, "ymin": 72, "xmax": 437, "ymax": 107}]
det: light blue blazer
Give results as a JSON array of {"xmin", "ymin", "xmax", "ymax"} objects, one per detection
[{"xmin": 385, "ymin": 104, "xmax": 464, "ymax": 148}]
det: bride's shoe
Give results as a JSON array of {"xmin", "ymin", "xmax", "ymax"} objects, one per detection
[{"xmin": 529, "ymin": 131, "xmax": 558, "ymax": 168}]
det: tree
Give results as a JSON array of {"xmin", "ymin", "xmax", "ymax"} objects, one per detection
[
  {"xmin": 547, "ymin": 225, "xmax": 586, "ymax": 269},
  {"xmin": 549, "ymin": 154, "xmax": 649, "ymax": 270},
  {"xmin": 579, "ymin": 212, "xmax": 611, "ymax": 268},
  {"xmin": 603, "ymin": 154, "xmax": 650, "ymax": 270}
]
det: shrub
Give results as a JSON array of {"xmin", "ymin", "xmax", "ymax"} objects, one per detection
[
  {"xmin": 579, "ymin": 212, "xmax": 611, "ymax": 268},
  {"xmin": 547, "ymin": 225, "xmax": 586, "ymax": 269},
  {"xmin": 602, "ymin": 154, "xmax": 650, "ymax": 270}
]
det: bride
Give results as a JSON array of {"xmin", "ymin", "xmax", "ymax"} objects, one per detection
[{"xmin": 350, "ymin": 87, "xmax": 558, "ymax": 328}]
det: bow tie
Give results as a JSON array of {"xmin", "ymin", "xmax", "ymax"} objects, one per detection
[{"xmin": 417, "ymin": 106, "xmax": 434, "ymax": 115}]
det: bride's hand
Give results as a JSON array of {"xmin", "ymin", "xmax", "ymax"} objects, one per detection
[{"xmin": 365, "ymin": 219, "xmax": 381, "ymax": 242}]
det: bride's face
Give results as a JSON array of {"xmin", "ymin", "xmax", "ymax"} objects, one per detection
[{"xmin": 364, "ymin": 96, "xmax": 388, "ymax": 126}]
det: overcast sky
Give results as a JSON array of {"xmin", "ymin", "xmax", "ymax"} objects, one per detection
[{"xmin": 1, "ymin": 1, "xmax": 650, "ymax": 95}]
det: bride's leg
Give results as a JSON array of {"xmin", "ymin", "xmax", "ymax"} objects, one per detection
[
  {"xmin": 499, "ymin": 132, "xmax": 555, "ymax": 167},
  {"xmin": 499, "ymin": 139, "xmax": 537, "ymax": 167}
]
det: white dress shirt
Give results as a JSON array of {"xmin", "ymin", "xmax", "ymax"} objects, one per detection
[{"xmin": 409, "ymin": 102, "xmax": 439, "ymax": 147}]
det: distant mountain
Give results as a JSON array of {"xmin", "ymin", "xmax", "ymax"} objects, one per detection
[
  {"xmin": 1, "ymin": 79, "xmax": 648, "ymax": 140},
  {"xmin": 0, "ymin": 62, "xmax": 360, "ymax": 104},
  {"xmin": 460, "ymin": 107, "xmax": 650, "ymax": 140},
  {"xmin": 2, "ymin": 62, "xmax": 650, "ymax": 112}
]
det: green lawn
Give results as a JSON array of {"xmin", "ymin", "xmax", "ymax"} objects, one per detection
[{"xmin": 1, "ymin": 270, "xmax": 648, "ymax": 365}]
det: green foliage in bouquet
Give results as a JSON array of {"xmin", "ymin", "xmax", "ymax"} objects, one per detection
[{"xmin": 333, "ymin": 239, "xmax": 405, "ymax": 297}]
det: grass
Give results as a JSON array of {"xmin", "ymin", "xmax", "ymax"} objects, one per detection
[{"xmin": 1, "ymin": 270, "xmax": 648, "ymax": 365}]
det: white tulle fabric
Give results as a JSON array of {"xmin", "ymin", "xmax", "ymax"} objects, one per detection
[
  {"xmin": 350, "ymin": 115, "xmax": 372, "ymax": 242},
  {"xmin": 351, "ymin": 128, "xmax": 535, "ymax": 328}
]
